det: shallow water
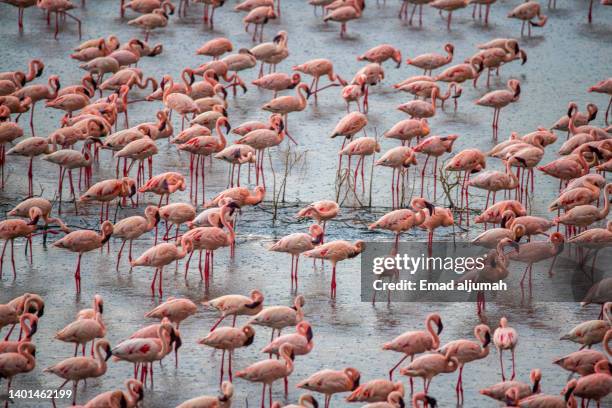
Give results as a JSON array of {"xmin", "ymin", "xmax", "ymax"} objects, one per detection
[{"xmin": 1, "ymin": 0, "xmax": 612, "ymax": 406}]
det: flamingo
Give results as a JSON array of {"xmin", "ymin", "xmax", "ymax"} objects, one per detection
[
  {"xmin": 0, "ymin": 342, "xmax": 36, "ymax": 404},
  {"xmin": 383, "ymin": 118, "xmax": 430, "ymax": 146},
  {"xmin": 588, "ymin": 78, "xmax": 612, "ymax": 125},
  {"xmin": 0, "ymin": 313, "xmax": 38, "ymax": 353},
  {"xmin": 206, "ymin": 185, "xmax": 266, "ymax": 208},
  {"xmin": 236, "ymin": 343, "xmax": 295, "ymax": 408},
  {"xmin": 197, "ymin": 37, "xmax": 233, "ymax": 60},
  {"xmin": 236, "ymin": 114, "xmax": 286, "ymax": 187},
  {"xmin": 52, "ymin": 221, "xmax": 114, "ymax": 293},
  {"xmin": 127, "ymin": 4, "xmax": 173, "ymax": 41},
  {"xmin": 43, "ymin": 148, "xmax": 95, "ymax": 210},
  {"xmin": 176, "ymin": 381, "xmax": 234, "ymax": 408},
  {"xmin": 0, "ymin": 293, "xmax": 44, "ymax": 341},
  {"xmin": 292, "ymin": 59, "xmax": 345, "ymax": 97},
  {"xmin": 160, "ymin": 75, "xmax": 198, "ymax": 130},
  {"xmin": 561, "ymin": 303, "xmax": 611, "ymax": 349},
  {"xmin": 11, "ymin": 73, "xmax": 60, "ymax": 133},
  {"xmin": 145, "ymin": 297, "xmax": 197, "ymax": 329},
  {"xmin": 413, "ymin": 134, "xmax": 458, "ymax": 198},
  {"xmin": 438, "ymin": 324, "xmax": 491, "ymax": 403},
  {"xmin": 357, "ymin": 44, "xmax": 402, "ymax": 68},
  {"xmin": 262, "ymin": 321, "xmax": 314, "ymax": 358},
  {"xmin": 554, "ymin": 184, "xmax": 612, "ymax": 230},
  {"xmin": 139, "ymin": 172, "xmax": 187, "ymax": 207},
  {"xmin": 554, "ymin": 349, "xmax": 608, "ymax": 376},
  {"xmin": 382, "ymin": 312, "xmax": 443, "ymax": 392},
  {"xmin": 44, "ymin": 339, "xmax": 112, "ymax": 406},
  {"xmin": 475, "ymin": 79, "xmax": 521, "ymax": 140},
  {"xmin": 479, "ymin": 368, "xmax": 541, "ymax": 402},
  {"xmin": 113, "ymin": 205, "xmax": 159, "ymax": 270},
  {"xmin": 0, "ymin": 207, "xmax": 43, "ymax": 279},
  {"xmin": 564, "ymin": 361, "xmax": 612, "ymax": 408},
  {"xmin": 76, "ymin": 379, "xmax": 143, "ymax": 408},
  {"xmin": 269, "ymin": 224, "xmax": 324, "ymax": 288},
  {"xmin": 0, "ymin": 106, "xmax": 23, "ymax": 188},
  {"xmin": 493, "ymin": 317, "xmax": 519, "ymax": 381},
  {"xmin": 159, "ymin": 202, "xmax": 196, "ymax": 242},
  {"xmin": 248, "ymin": 295, "xmax": 305, "ymax": 341},
  {"xmin": 302, "ymin": 240, "xmax": 364, "ymax": 298},
  {"xmin": 214, "ymin": 145, "xmax": 256, "ymax": 187},
  {"xmin": 346, "ymin": 378, "xmax": 404, "ymax": 403},
  {"xmin": 507, "ymin": 1, "xmax": 547, "ymax": 37},
  {"xmin": 261, "ymin": 83, "xmax": 309, "ymax": 140},
  {"xmin": 322, "ymin": 0, "xmax": 365, "ymax": 38},
  {"xmin": 204, "ymin": 290, "xmax": 265, "ymax": 331},
  {"xmin": 375, "ymin": 146, "xmax": 418, "ymax": 209},
  {"xmin": 199, "ymin": 326, "xmax": 255, "ymax": 385},
  {"xmin": 297, "ymin": 367, "xmax": 361, "ymax": 408},
  {"xmin": 181, "ymin": 202, "xmax": 237, "ymax": 284},
  {"xmin": 507, "ymin": 232, "xmax": 565, "ymax": 288},
  {"xmin": 444, "ymin": 148, "xmax": 486, "ymax": 226},
  {"xmin": 130, "ymin": 238, "xmax": 194, "ymax": 297},
  {"xmin": 338, "ymin": 136, "xmax": 381, "ymax": 194},
  {"xmin": 55, "ymin": 313, "xmax": 106, "ymax": 357},
  {"xmin": 369, "ymin": 200, "xmax": 434, "ymax": 252},
  {"xmin": 36, "ymin": 0, "xmax": 82, "ymax": 39},
  {"xmin": 406, "ymin": 44, "xmax": 454, "ymax": 76},
  {"xmin": 430, "ymin": 0, "xmax": 469, "ymax": 29},
  {"xmin": 242, "ymin": 6, "xmax": 277, "ymax": 42},
  {"xmin": 79, "ymin": 178, "xmax": 136, "ymax": 222},
  {"xmin": 112, "ymin": 320, "xmax": 179, "ymax": 387},
  {"xmin": 399, "ymin": 346, "xmax": 459, "ymax": 393},
  {"xmin": 6, "ymin": 136, "xmax": 53, "ymax": 197}
]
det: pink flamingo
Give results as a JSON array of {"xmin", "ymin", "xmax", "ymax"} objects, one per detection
[
  {"xmin": 554, "ymin": 349, "xmax": 608, "ymax": 377},
  {"xmin": 475, "ymin": 79, "xmax": 521, "ymax": 140},
  {"xmin": 560, "ymin": 303, "xmax": 611, "ymax": 349},
  {"xmin": 554, "ymin": 184, "xmax": 612, "ymax": 231},
  {"xmin": 236, "ymin": 343, "xmax": 294, "ymax": 408},
  {"xmin": 181, "ymin": 202, "xmax": 236, "ymax": 284},
  {"xmin": 261, "ymin": 83, "xmax": 308, "ymax": 139},
  {"xmin": 0, "ymin": 106, "xmax": 23, "ymax": 189},
  {"xmin": 176, "ymin": 381, "xmax": 234, "ymax": 408},
  {"xmin": 112, "ymin": 320, "xmax": 179, "ymax": 387},
  {"xmin": 0, "ymin": 342, "xmax": 36, "ymax": 404},
  {"xmin": 588, "ymin": 78, "xmax": 612, "ymax": 125},
  {"xmin": 55, "ymin": 313, "xmax": 106, "ymax": 357},
  {"xmin": 493, "ymin": 317, "xmax": 518, "ymax": 381},
  {"xmin": 178, "ymin": 116, "xmax": 230, "ymax": 204},
  {"xmin": 206, "ymin": 185, "xmax": 266, "ymax": 208},
  {"xmin": 197, "ymin": 37, "xmax": 233, "ymax": 60},
  {"xmin": 438, "ymin": 324, "xmax": 491, "ymax": 403},
  {"xmin": 113, "ymin": 205, "xmax": 160, "ymax": 270},
  {"xmin": 139, "ymin": 172, "xmax": 187, "ymax": 207},
  {"xmin": 214, "ymin": 145, "xmax": 256, "ymax": 187},
  {"xmin": 36, "ymin": 0, "xmax": 82, "ymax": 39},
  {"xmin": 382, "ymin": 312, "xmax": 443, "ymax": 389},
  {"xmin": 474, "ymin": 199, "xmax": 526, "ymax": 225},
  {"xmin": 0, "ymin": 207, "xmax": 42, "ymax": 279},
  {"xmin": 236, "ymin": 114, "xmax": 286, "ymax": 187},
  {"xmin": 262, "ymin": 321, "xmax": 314, "ymax": 358},
  {"xmin": 292, "ymin": 59, "xmax": 345, "ymax": 97},
  {"xmin": 159, "ymin": 202, "xmax": 196, "ymax": 242},
  {"xmin": 322, "ymin": 0, "xmax": 365, "ymax": 38},
  {"xmin": 383, "ymin": 118, "xmax": 430, "ymax": 146},
  {"xmin": 338, "ymin": 137, "xmax": 381, "ymax": 194},
  {"xmin": 416, "ymin": 201, "xmax": 455, "ymax": 252},
  {"xmin": 564, "ymin": 360, "xmax": 612, "ymax": 408},
  {"xmin": 399, "ymin": 346, "xmax": 459, "ymax": 393},
  {"xmin": 79, "ymin": 178, "xmax": 136, "ymax": 222},
  {"xmin": 52, "ymin": 221, "xmax": 113, "ymax": 293},
  {"xmin": 413, "ymin": 134, "xmax": 458, "ymax": 198},
  {"xmin": 76, "ymin": 379, "xmax": 143, "ymax": 408},
  {"xmin": 468, "ymin": 160, "xmax": 519, "ymax": 209},
  {"xmin": 568, "ymin": 221, "xmax": 612, "ymax": 275},
  {"xmin": 297, "ymin": 367, "xmax": 361, "ymax": 408},
  {"xmin": 472, "ymin": 224, "xmax": 526, "ymax": 249},
  {"xmin": 242, "ymin": 6, "xmax": 276, "ymax": 42},
  {"xmin": 269, "ymin": 224, "xmax": 324, "ymax": 288},
  {"xmin": 43, "ymin": 148, "xmax": 95, "ymax": 210},
  {"xmin": 345, "ymin": 378, "xmax": 404, "ymax": 403},
  {"xmin": 407, "ymin": 44, "xmax": 454, "ymax": 75},
  {"xmin": 430, "ymin": 0, "xmax": 469, "ymax": 29},
  {"xmin": 342, "ymin": 74, "xmax": 367, "ymax": 112},
  {"xmin": 0, "ymin": 313, "xmax": 38, "ymax": 353},
  {"xmin": 375, "ymin": 146, "xmax": 418, "ymax": 209},
  {"xmin": 44, "ymin": 339, "xmax": 112, "ymax": 406},
  {"xmin": 507, "ymin": 232, "xmax": 565, "ymax": 288},
  {"xmin": 130, "ymin": 238, "xmax": 194, "ymax": 297},
  {"xmin": 115, "ymin": 137, "xmax": 158, "ymax": 191},
  {"xmin": 296, "ymin": 200, "xmax": 339, "ymax": 244},
  {"xmin": 369, "ymin": 200, "xmax": 434, "ymax": 252},
  {"xmin": 444, "ymin": 148, "xmax": 486, "ymax": 225},
  {"xmin": 145, "ymin": 297, "xmax": 197, "ymax": 330},
  {"xmin": 507, "ymin": 1, "xmax": 547, "ymax": 37},
  {"xmin": 302, "ymin": 240, "xmax": 365, "ymax": 298},
  {"xmin": 204, "ymin": 290, "xmax": 265, "ymax": 331},
  {"xmin": 253, "ymin": 73, "xmax": 301, "ymax": 98},
  {"xmin": 0, "ymin": 294, "xmax": 44, "ymax": 341},
  {"xmin": 198, "ymin": 326, "xmax": 255, "ymax": 385},
  {"xmin": 358, "ymin": 44, "xmax": 402, "ymax": 68},
  {"xmin": 6, "ymin": 136, "xmax": 53, "ymax": 197},
  {"xmin": 248, "ymin": 295, "xmax": 305, "ymax": 341},
  {"xmin": 479, "ymin": 369, "xmax": 541, "ymax": 402}
]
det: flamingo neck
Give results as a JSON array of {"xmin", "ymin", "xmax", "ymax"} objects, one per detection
[
  {"xmin": 425, "ymin": 316, "xmax": 439, "ymax": 348},
  {"xmin": 216, "ymin": 121, "xmax": 227, "ymax": 149},
  {"xmin": 220, "ymin": 208, "xmax": 235, "ymax": 244}
]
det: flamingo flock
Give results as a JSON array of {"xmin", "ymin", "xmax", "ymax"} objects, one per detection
[{"xmin": 0, "ymin": 0, "xmax": 611, "ymax": 406}]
